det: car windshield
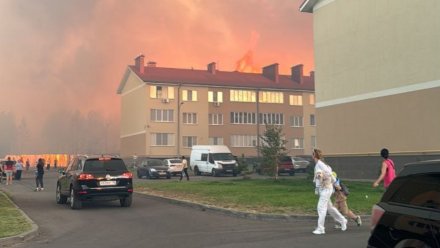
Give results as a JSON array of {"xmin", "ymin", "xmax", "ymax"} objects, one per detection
[
  {"xmin": 145, "ymin": 160, "xmax": 164, "ymax": 166},
  {"xmin": 211, "ymin": 153, "xmax": 234, "ymax": 160},
  {"xmin": 83, "ymin": 159, "xmax": 127, "ymax": 172},
  {"xmin": 279, "ymin": 156, "xmax": 291, "ymax": 162}
]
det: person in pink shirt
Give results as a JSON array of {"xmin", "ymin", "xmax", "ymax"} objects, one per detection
[{"xmin": 373, "ymin": 148, "xmax": 396, "ymax": 188}]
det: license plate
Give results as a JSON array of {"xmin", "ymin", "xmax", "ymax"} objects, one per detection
[
  {"xmin": 99, "ymin": 180, "xmax": 116, "ymax": 186},
  {"xmin": 159, "ymin": 172, "xmax": 166, "ymax": 175}
]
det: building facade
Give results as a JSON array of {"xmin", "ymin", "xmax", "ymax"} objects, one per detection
[
  {"xmin": 117, "ymin": 55, "xmax": 315, "ymax": 158},
  {"xmin": 300, "ymin": 0, "xmax": 440, "ymax": 178}
]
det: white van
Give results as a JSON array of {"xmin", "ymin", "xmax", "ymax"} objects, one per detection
[{"xmin": 190, "ymin": 145, "xmax": 238, "ymax": 176}]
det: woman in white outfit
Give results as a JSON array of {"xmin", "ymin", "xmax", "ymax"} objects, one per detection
[{"xmin": 312, "ymin": 148, "xmax": 347, "ymax": 235}]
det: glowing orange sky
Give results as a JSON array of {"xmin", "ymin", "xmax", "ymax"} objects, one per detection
[{"xmin": 0, "ymin": 0, "xmax": 313, "ymax": 146}]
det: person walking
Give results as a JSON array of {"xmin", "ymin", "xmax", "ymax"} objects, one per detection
[
  {"xmin": 179, "ymin": 156, "xmax": 189, "ymax": 181},
  {"xmin": 25, "ymin": 159, "xmax": 30, "ymax": 171},
  {"xmin": 35, "ymin": 158, "xmax": 45, "ymax": 191},
  {"xmin": 332, "ymin": 172, "xmax": 362, "ymax": 227},
  {"xmin": 373, "ymin": 148, "xmax": 396, "ymax": 189},
  {"xmin": 15, "ymin": 159, "xmax": 23, "ymax": 180},
  {"xmin": 312, "ymin": 148, "xmax": 347, "ymax": 235},
  {"xmin": 3, "ymin": 157, "xmax": 15, "ymax": 185}
]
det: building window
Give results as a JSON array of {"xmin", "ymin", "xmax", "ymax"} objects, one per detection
[
  {"xmin": 182, "ymin": 90, "xmax": 198, "ymax": 101},
  {"xmin": 289, "ymin": 95, "xmax": 303, "ymax": 106},
  {"xmin": 231, "ymin": 135, "xmax": 257, "ymax": 147},
  {"xmin": 311, "ymin": 135, "xmax": 316, "ymax": 148},
  {"xmin": 259, "ymin": 91, "xmax": 284, "ymax": 104},
  {"xmin": 209, "ymin": 137, "xmax": 224, "ymax": 145},
  {"xmin": 230, "ymin": 112, "xmax": 257, "ymax": 124},
  {"xmin": 208, "ymin": 91, "xmax": 223, "ymax": 103},
  {"xmin": 292, "ymin": 138, "xmax": 304, "ymax": 149},
  {"xmin": 258, "ymin": 113, "xmax": 284, "ymax": 125},
  {"xmin": 289, "ymin": 116, "xmax": 303, "ymax": 127},
  {"xmin": 150, "ymin": 86, "xmax": 175, "ymax": 99},
  {"xmin": 208, "ymin": 113, "xmax": 223, "ymax": 125},
  {"xmin": 230, "ymin": 90, "xmax": 256, "ymax": 102},
  {"xmin": 183, "ymin": 112, "xmax": 197, "ymax": 124},
  {"xmin": 310, "ymin": 114, "xmax": 316, "ymax": 126},
  {"xmin": 150, "ymin": 109, "xmax": 174, "ymax": 122},
  {"xmin": 309, "ymin": 94, "xmax": 315, "ymax": 105},
  {"xmin": 151, "ymin": 133, "xmax": 174, "ymax": 146},
  {"xmin": 183, "ymin": 136, "xmax": 197, "ymax": 148}
]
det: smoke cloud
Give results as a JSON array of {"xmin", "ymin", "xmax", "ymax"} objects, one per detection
[{"xmin": 0, "ymin": 0, "xmax": 313, "ymax": 156}]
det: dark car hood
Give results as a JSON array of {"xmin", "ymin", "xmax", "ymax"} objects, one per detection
[{"xmin": 149, "ymin": 165, "xmax": 169, "ymax": 170}]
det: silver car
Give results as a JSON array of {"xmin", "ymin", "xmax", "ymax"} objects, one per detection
[{"xmin": 291, "ymin": 157, "xmax": 310, "ymax": 173}]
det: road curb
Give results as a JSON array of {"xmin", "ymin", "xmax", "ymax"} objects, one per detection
[
  {"xmin": 136, "ymin": 192, "xmax": 318, "ymax": 222},
  {"xmin": 136, "ymin": 192, "xmax": 371, "ymax": 223},
  {"xmin": 0, "ymin": 191, "xmax": 39, "ymax": 247}
]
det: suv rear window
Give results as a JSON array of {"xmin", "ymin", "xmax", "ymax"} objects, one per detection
[
  {"xmin": 384, "ymin": 173, "xmax": 440, "ymax": 210},
  {"xmin": 83, "ymin": 159, "xmax": 127, "ymax": 172}
]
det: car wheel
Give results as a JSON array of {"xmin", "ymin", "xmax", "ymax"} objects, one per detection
[
  {"xmin": 194, "ymin": 167, "xmax": 201, "ymax": 176},
  {"xmin": 56, "ymin": 184, "xmax": 67, "ymax": 204},
  {"xmin": 146, "ymin": 171, "xmax": 151, "ymax": 179},
  {"xmin": 166, "ymin": 173, "xmax": 171, "ymax": 179},
  {"xmin": 289, "ymin": 172, "xmax": 295, "ymax": 176},
  {"xmin": 120, "ymin": 195, "xmax": 132, "ymax": 207},
  {"xmin": 212, "ymin": 169, "xmax": 217, "ymax": 177},
  {"xmin": 137, "ymin": 170, "xmax": 142, "ymax": 179},
  {"xmin": 233, "ymin": 172, "xmax": 237, "ymax": 177},
  {"xmin": 70, "ymin": 187, "xmax": 82, "ymax": 210}
]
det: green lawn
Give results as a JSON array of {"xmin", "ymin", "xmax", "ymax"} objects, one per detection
[
  {"xmin": 135, "ymin": 178, "xmax": 384, "ymax": 215},
  {"xmin": 0, "ymin": 192, "xmax": 32, "ymax": 238}
]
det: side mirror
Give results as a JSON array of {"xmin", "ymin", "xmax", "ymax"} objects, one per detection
[{"xmin": 58, "ymin": 169, "xmax": 65, "ymax": 175}]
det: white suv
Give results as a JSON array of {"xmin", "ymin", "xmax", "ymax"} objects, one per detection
[{"xmin": 164, "ymin": 158, "xmax": 183, "ymax": 176}]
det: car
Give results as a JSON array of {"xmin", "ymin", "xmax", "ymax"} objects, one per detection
[
  {"xmin": 254, "ymin": 156, "xmax": 295, "ymax": 176},
  {"xmin": 56, "ymin": 155, "xmax": 133, "ymax": 209},
  {"xmin": 164, "ymin": 158, "xmax": 183, "ymax": 176},
  {"xmin": 291, "ymin": 156, "xmax": 310, "ymax": 173},
  {"xmin": 137, "ymin": 158, "xmax": 171, "ymax": 179},
  {"xmin": 367, "ymin": 159, "xmax": 440, "ymax": 248}
]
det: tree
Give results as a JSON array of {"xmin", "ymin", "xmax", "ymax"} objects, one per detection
[{"xmin": 258, "ymin": 124, "xmax": 287, "ymax": 180}]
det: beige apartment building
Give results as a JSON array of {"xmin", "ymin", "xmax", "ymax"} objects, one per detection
[
  {"xmin": 117, "ymin": 55, "xmax": 315, "ymax": 158},
  {"xmin": 300, "ymin": 0, "xmax": 440, "ymax": 177}
]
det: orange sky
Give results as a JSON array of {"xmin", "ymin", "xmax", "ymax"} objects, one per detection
[{"xmin": 0, "ymin": 0, "xmax": 313, "ymax": 148}]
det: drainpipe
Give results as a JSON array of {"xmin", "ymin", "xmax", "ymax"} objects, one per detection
[
  {"xmin": 177, "ymin": 84, "xmax": 181, "ymax": 157},
  {"xmin": 256, "ymin": 89, "xmax": 260, "ymax": 158}
]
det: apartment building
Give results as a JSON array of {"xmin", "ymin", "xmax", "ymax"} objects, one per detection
[
  {"xmin": 117, "ymin": 55, "xmax": 315, "ymax": 158},
  {"xmin": 300, "ymin": 0, "xmax": 440, "ymax": 178}
]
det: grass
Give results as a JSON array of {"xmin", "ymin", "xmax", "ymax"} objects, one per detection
[
  {"xmin": 0, "ymin": 192, "xmax": 32, "ymax": 238},
  {"xmin": 135, "ymin": 178, "xmax": 384, "ymax": 215}
]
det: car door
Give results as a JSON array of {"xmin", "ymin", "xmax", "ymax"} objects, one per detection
[{"xmin": 60, "ymin": 158, "xmax": 75, "ymax": 194}]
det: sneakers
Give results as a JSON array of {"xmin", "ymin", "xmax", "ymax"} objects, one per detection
[
  {"xmin": 334, "ymin": 224, "xmax": 341, "ymax": 229},
  {"xmin": 355, "ymin": 216, "xmax": 362, "ymax": 226},
  {"xmin": 341, "ymin": 219, "xmax": 348, "ymax": 231},
  {"xmin": 40, "ymin": 188, "xmax": 44, "ymax": 191},
  {"xmin": 312, "ymin": 228, "xmax": 325, "ymax": 235},
  {"xmin": 34, "ymin": 187, "xmax": 44, "ymax": 191}
]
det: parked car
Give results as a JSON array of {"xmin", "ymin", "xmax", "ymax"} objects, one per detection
[
  {"xmin": 164, "ymin": 158, "xmax": 183, "ymax": 176},
  {"xmin": 367, "ymin": 159, "xmax": 440, "ymax": 248},
  {"xmin": 255, "ymin": 156, "xmax": 295, "ymax": 176},
  {"xmin": 137, "ymin": 159, "xmax": 171, "ymax": 179},
  {"xmin": 291, "ymin": 156, "xmax": 310, "ymax": 173},
  {"xmin": 56, "ymin": 155, "xmax": 133, "ymax": 209}
]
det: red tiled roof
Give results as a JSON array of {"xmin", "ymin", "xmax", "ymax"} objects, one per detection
[{"xmin": 129, "ymin": 65, "xmax": 314, "ymax": 91}]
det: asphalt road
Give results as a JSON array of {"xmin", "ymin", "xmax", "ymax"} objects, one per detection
[{"xmin": 2, "ymin": 171, "xmax": 372, "ymax": 248}]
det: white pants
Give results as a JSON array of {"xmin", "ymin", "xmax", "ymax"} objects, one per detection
[{"xmin": 316, "ymin": 188, "xmax": 346, "ymax": 231}]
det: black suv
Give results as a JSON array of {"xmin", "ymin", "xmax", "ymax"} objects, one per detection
[
  {"xmin": 368, "ymin": 160, "xmax": 440, "ymax": 248},
  {"xmin": 56, "ymin": 155, "xmax": 133, "ymax": 209}
]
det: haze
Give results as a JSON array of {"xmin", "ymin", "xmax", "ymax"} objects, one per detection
[{"xmin": 0, "ymin": 0, "xmax": 313, "ymax": 156}]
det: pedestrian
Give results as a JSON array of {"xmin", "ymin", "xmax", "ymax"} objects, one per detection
[
  {"xmin": 35, "ymin": 158, "xmax": 45, "ymax": 191},
  {"xmin": 3, "ymin": 157, "xmax": 15, "ymax": 185},
  {"xmin": 312, "ymin": 148, "xmax": 347, "ymax": 235},
  {"xmin": 332, "ymin": 172, "xmax": 362, "ymax": 227},
  {"xmin": 15, "ymin": 159, "xmax": 23, "ymax": 180},
  {"xmin": 373, "ymin": 148, "xmax": 396, "ymax": 189},
  {"xmin": 25, "ymin": 159, "xmax": 30, "ymax": 171},
  {"xmin": 179, "ymin": 156, "xmax": 190, "ymax": 181}
]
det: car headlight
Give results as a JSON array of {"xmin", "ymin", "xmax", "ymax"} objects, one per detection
[
  {"xmin": 150, "ymin": 168, "xmax": 156, "ymax": 172},
  {"xmin": 217, "ymin": 163, "xmax": 223, "ymax": 169}
]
